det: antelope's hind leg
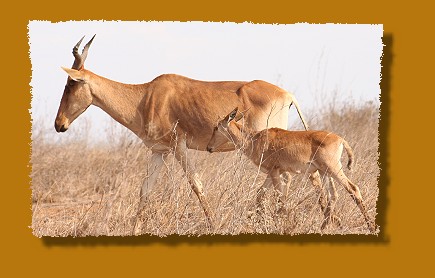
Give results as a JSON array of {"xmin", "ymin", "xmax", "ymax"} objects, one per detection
[
  {"xmin": 330, "ymin": 170, "xmax": 376, "ymax": 233},
  {"xmin": 309, "ymin": 171, "xmax": 339, "ymax": 231},
  {"xmin": 325, "ymin": 177, "xmax": 341, "ymax": 228}
]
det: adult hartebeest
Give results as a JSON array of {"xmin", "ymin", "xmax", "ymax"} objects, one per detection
[
  {"xmin": 54, "ymin": 35, "xmax": 309, "ymax": 229},
  {"xmin": 206, "ymin": 107, "xmax": 375, "ymax": 232}
]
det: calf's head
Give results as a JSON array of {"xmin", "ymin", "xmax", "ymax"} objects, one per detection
[{"xmin": 207, "ymin": 107, "xmax": 243, "ymax": 153}]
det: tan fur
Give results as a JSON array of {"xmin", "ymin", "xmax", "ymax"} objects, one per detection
[
  {"xmin": 56, "ymin": 70, "xmax": 308, "ymax": 149},
  {"xmin": 207, "ymin": 108, "xmax": 375, "ymax": 233},
  {"xmin": 54, "ymin": 36, "xmax": 309, "ymax": 232}
]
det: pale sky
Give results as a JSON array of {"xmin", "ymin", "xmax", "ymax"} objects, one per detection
[{"xmin": 28, "ymin": 21, "xmax": 383, "ymax": 143}]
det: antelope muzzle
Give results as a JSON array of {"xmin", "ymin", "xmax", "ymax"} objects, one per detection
[{"xmin": 54, "ymin": 116, "xmax": 69, "ymax": 133}]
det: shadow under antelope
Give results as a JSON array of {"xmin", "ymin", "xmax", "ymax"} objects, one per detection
[{"xmin": 206, "ymin": 107, "xmax": 376, "ymax": 233}]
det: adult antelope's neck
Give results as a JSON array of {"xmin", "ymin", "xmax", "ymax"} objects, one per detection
[{"xmin": 87, "ymin": 71, "xmax": 148, "ymax": 136}]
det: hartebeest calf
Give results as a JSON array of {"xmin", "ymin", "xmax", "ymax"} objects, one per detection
[
  {"xmin": 207, "ymin": 107, "xmax": 375, "ymax": 232},
  {"xmin": 54, "ymin": 35, "xmax": 310, "ymax": 231}
]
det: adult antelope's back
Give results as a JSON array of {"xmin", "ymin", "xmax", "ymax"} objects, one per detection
[{"xmin": 54, "ymin": 35, "xmax": 309, "ymax": 232}]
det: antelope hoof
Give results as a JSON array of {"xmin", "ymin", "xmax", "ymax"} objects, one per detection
[
  {"xmin": 368, "ymin": 221, "xmax": 377, "ymax": 233},
  {"xmin": 331, "ymin": 215, "xmax": 342, "ymax": 228}
]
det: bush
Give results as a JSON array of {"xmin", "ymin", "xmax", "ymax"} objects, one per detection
[{"xmin": 31, "ymin": 100, "xmax": 380, "ymax": 236}]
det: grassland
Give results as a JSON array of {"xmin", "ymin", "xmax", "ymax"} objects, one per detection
[{"xmin": 30, "ymin": 100, "xmax": 379, "ymax": 237}]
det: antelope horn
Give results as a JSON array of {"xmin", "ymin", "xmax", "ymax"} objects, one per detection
[
  {"xmin": 80, "ymin": 35, "xmax": 96, "ymax": 65},
  {"xmin": 72, "ymin": 35, "xmax": 96, "ymax": 69}
]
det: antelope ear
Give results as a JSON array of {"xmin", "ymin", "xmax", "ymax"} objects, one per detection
[
  {"xmin": 227, "ymin": 107, "xmax": 239, "ymax": 123},
  {"xmin": 235, "ymin": 107, "xmax": 250, "ymax": 122},
  {"xmin": 234, "ymin": 113, "xmax": 244, "ymax": 122},
  {"xmin": 61, "ymin": 66, "xmax": 86, "ymax": 82}
]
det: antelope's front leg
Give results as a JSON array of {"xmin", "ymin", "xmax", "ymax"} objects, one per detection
[
  {"xmin": 173, "ymin": 136, "xmax": 213, "ymax": 229},
  {"xmin": 132, "ymin": 152, "xmax": 166, "ymax": 235},
  {"xmin": 280, "ymin": 171, "xmax": 292, "ymax": 199},
  {"xmin": 256, "ymin": 172, "xmax": 274, "ymax": 208},
  {"xmin": 139, "ymin": 152, "xmax": 167, "ymax": 208}
]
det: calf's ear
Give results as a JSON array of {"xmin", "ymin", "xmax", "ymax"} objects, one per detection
[{"xmin": 226, "ymin": 107, "xmax": 239, "ymax": 123}]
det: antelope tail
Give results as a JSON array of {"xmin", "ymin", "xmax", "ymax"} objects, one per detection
[
  {"xmin": 289, "ymin": 94, "xmax": 309, "ymax": 131},
  {"xmin": 342, "ymin": 139, "xmax": 355, "ymax": 170}
]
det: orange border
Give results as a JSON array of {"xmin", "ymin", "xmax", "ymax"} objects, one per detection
[{"xmin": 3, "ymin": 0, "xmax": 431, "ymax": 276}]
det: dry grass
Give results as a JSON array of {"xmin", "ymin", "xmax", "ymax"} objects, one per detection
[{"xmin": 30, "ymin": 100, "xmax": 379, "ymax": 237}]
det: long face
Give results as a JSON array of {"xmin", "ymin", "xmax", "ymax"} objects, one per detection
[
  {"xmin": 54, "ymin": 73, "xmax": 92, "ymax": 132},
  {"xmin": 55, "ymin": 35, "xmax": 96, "ymax": 133},
  {"xmin": 206, "ymin": 121, "xmax": 233, "ymax": 153},
  {"xmin": 206, "ymin": 107, "xmax": 239, "ymax": 153}
]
